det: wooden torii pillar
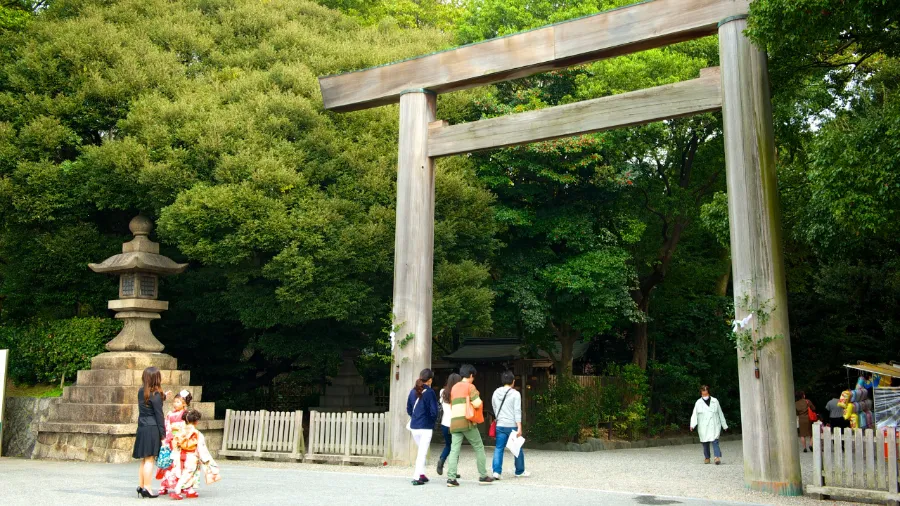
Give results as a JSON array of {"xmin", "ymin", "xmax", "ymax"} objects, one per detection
[
  {"xmin": 318, "ymin": 1, "xmax": 802, "ymax": 492},
  {"xmin": 719, "ymin": 15, "xmax": 802, "ymax": 494}
]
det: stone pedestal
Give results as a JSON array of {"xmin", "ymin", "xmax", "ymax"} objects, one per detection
[
  {"xmin": 34, "ymin": 353, "xmax": 223, "ymax": 463},
  {"xmin": 312, "ymin": 353, "xmax": 383, "ymax": 413}
]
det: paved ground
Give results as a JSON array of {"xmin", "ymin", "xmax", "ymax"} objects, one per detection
[{"xmin": 0, "ymin": 440, "xmax": 861, "ymax": 506}]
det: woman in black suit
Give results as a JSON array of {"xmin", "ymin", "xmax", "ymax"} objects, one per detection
[{"xmin": 133, "ymin": 366, "xmax": 169, "ymax": 498}]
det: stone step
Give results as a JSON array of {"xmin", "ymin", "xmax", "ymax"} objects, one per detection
[
  {"xmin": 37, "ymin": 420, "xmax": 224, "ymax": 435},
  {"xmin": 90, "ymin": 352, "xmax": 178, "ymax": 371},
  {"xmin": 49, "ymin": 401, "xmax": 216, "ymax": 424},
  {"xmin": 76, "ymin": 369, "xmax": 190, "ymax": 386},
  {"xmin": 321, "ymin": 396, "xmax": 376, "ymax": 408},
  {"xmin": 328, "ymin": 375, "xmax": 366, "ymax": 387},
  {"xmin": 63, "ymin": 385, "xmax": 202, "ymax": 404},
  {"xmin": 34, "ymin": 423, "xmax": 224, "ymax": 464},
  {"xmin": 321, "ymin": 385, "xmax": 371, "ymax": 397}
]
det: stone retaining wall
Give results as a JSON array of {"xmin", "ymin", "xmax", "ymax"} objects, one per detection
[
  {"xmin": 2, "ymin": 397, "xmax": 58, "ymax": 458},
  {"xmin": 532, "ymin": 433, "xmax": 742, "ymax": 452}
]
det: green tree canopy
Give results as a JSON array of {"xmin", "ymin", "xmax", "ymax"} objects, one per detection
[{"xmin": 0, "ymin": 0, "xmax": 496, "ymax": 401}]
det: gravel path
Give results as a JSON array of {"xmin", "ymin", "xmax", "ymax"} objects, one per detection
[
  {"xmin": 0, "ymin": 440, "xmax": 866, "ymax": 505},
  {"xmin": 0, "ymin": 458, "xmax": 773, "ymax": 506},
  {"xmin": 222, "ymin": 439, "xmax": 863, "ymax": 506}
]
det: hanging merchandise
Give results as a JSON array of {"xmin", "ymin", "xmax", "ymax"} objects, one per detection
[{"xmin": 838, "ymin": 390, "xmax": 860, "ymax": 429}]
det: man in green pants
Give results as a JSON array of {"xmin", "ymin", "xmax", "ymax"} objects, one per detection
[{"xmin": 446, "ymin": 363, "xmax": 494, "ymax": 486}]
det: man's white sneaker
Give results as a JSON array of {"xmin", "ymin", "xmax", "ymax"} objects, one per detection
[
  {"xmin": 492, "ymin": 472, "xmax": 502, "ymax": 480},
  {"xmin": 514, "ymin": 471, "xmax": 531, "ymax": 478}
]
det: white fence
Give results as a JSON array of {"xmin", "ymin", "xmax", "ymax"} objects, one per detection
[
  {"xmin": 306, "ymin": 410, "xmax": 387, "ymax": 464},
  {"xmin": 220, "ymin": 409, "xmax": 305, "ymax": 460},
  {"xmin": 808, "ymin": 422, "xmax": 900, "ymax": 503}
]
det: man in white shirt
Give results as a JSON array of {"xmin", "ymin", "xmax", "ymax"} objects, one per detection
[{"xmin": 491, "ymin": 370, "xmax": 530, "ymax": 479}]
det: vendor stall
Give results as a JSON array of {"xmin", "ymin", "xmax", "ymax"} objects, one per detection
[{"xmin": 844, "ymin": 361, "xmax": 900, "ymax": 429}]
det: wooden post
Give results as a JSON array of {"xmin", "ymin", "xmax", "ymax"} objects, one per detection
[
  {"xmin": 718, "ymin": 16, "xmax": 802, "ymax": 495},
  {"xmin": 222, "ymin": 409, "xmax": 232, "ymax": 452},
  {"xmin": 387, "ymin": 90, "xmax": 436, "ymax": 466},
  {"xmin": 294, "ymin": 410, "xmax": 305, "ymax": 460},
  {"xmin": 255, "ymin": 410, "xmax": 267, "ymax": 458},
  {"xmin": 813, "ymin": 423, "xmax": 823, "ymax": 492}
]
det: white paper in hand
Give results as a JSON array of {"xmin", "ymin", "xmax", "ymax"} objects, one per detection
[{"xmin": 506, "ymin": 430, "xmax": 525, "ymax": 458}]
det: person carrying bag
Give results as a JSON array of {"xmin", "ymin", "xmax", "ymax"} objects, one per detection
[{"xmin": 490, "ymin": 371, "xmax": 529, "ymax": 479}]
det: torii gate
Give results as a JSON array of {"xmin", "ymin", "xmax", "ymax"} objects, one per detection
[{"xmin": 318, "ymin": 0, "xmax": 801, "ymax": 494}]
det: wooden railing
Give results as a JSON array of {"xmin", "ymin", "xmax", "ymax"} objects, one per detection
[
  {"xmin": 306, "ymin": 410, "xmax": 386, "ymax": 464},
  {"xmin": 220, "ymin": 409, "xmax": 305, "ymax": 460},
  {"xmin": 808, "ymin": 422, "xmax": 900, "ymax": 503}
]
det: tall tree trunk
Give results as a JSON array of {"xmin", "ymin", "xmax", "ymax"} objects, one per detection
[
  {"xmin": 630, "ymin": 294, "xmax": 651, "ymax": 370},
  {"xmin": 715, "ymin": 259, "xmax": 731, "ymax": 296},
  {"xmin": 630, "ymin": 220, "xmax": 686, "ymax": 370},
  {"xmin": 551, "ymin": 322, "xmax": 578, "ymax": 377}
]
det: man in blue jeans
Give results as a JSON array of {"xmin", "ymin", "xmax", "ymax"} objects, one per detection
[{"xmin": 491, "ymin": 370, "xmax": 530, "ymax": 479}]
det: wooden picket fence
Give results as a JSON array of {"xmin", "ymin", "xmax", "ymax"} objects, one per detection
[
  {"xmin": 220, "ymin": 409, "xmax": 305, "ymax": 460},
  {"xmin": 306, "ymin": 410, "xmax": 387, "ymax": 464},
  {"xmin": 808, "ymin": 422, "xmax": 900, "ymax": 504}
]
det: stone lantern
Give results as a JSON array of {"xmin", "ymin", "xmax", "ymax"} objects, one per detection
[
  {"xmin": 88, "ymin": 215, "xmax": 187, "ymax": 353},
  {"xmin": 34, "ymin": 215, "xmax": 222, "ymax": 464}
]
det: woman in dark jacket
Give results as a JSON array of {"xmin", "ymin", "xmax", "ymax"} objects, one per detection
[
  {"xmin": 133, "ymin": 366, "xmax": 169, "ymax": 498},
  {"xmin": 407, "ymin": 368, "xmax": 439, "ymax": 486}
]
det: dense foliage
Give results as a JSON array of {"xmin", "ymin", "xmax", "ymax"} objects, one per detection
[
  {"xmin": 1, "ymin": 0, "xmax": 898, "ymax": 439},
  {"xmin": 0, "ymin": 317, "xmax": 121, "ymax": 385},
  {"xmin": 0, "ymin": 0, "xmax": 494, "ymax": 406}
]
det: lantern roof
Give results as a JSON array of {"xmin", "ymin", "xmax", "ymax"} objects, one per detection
[{"xmin": 88, "ymin": 215, "xmax": 187, "ymax": 275}]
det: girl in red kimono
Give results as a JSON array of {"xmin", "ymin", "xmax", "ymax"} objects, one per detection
[{"xmin": 170, "ymin": 409, "xmax": 220, "ymax": 500}]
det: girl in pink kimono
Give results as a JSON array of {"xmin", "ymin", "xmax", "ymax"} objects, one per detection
[{"xmin": 158, "ymin": 390, "xmax": 192, "ymax": 495}]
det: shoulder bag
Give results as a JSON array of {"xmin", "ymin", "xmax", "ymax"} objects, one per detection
[
  {"xmin": 488, "ymin": 388, "xmax": 512, "ymax": 438},
  {"xmin": 807, "ymin": 400, "xmax": 817, "ymax": 422},
  {"xmin": 464, "ymin": 384, "xmax": 485, "ymax": 424}
]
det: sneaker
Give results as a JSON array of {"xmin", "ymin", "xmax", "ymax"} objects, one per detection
[
  {"xmin": 492, "ymin": 472, "xmax": 501, "ymax": 480},
  {"xmin": 479, "ymin": 476, "xmax": 495, "ymax": 485},
  {"xmin": 419, "ymin": 475, "xmax": 429, "ymax": 483},
  {"xmin": 447, "ymin": 479, "xmax": 460, "ymax": 487},
  {"xmin": 514, "ymin": 471, "xmax": 531, "ymax": 478},
  {"xmin": 412, "ymin": 479, "xmax": 425, "ymax": 486},
  {"xmin": 714, "ymin": 458, "xmax": 721, "ymax": 466},
  {"xmin": 704, "ymin": 459, "xmax": 710, "ymax": 464}
]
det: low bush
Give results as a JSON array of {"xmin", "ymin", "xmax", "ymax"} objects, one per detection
[
  {"xmin": 602, "ymin": 363, "xmax": 650, "ymax": 440},
  {"xmin": 0, "ymin": 317, "xmax": 121, "ymax": 385},
  {"xmin": 530, "ymin": 376, "xmax": 599, "ymax": 443}
]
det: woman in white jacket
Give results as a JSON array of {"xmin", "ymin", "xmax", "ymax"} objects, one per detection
[{"xmin": 690, "ymin": 385, "xmax": 728, "ymax": 465}]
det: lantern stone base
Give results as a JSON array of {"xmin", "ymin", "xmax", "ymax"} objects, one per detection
[
  {"xmin": 106, "ymin": 311, "xmax": 165, "ymax": 353},
  {"xmin": 35, "ymin": 353, "xmax": 222, "ymax": 464}
]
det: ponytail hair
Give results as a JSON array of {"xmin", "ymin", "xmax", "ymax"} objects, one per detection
[
  {"xmin": 442, "ymin": 373, "xmax": 462, "ymax": 404},
  {"xmin": 414, "ymin": 368, "xmax": 434, "ymax": 398}
]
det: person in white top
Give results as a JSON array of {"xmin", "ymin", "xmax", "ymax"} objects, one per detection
[
  {"xmin": 436, "ymin": 373, "xmax": 461, "ymax": 477},
  {"xmin": 491, "ymin": 370, "xmax": 529, "ymax": 479},
  {"xmin": 690, "ymin": 385, "xmax": 728, "ymax": 465}
]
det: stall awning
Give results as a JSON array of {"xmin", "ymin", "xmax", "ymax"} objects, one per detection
[
  {"xmin": 845, "ymin": 361, "xmax": 900, "ymax": 379},
  {"xmin": 443, "ymin": 338, "xmax": 590, "ymax": 363}
]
